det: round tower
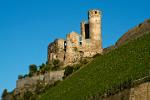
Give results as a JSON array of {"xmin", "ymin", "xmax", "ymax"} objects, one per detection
[{"xmin": 88, "ymin": 9, "xmax": 102, "ymax": 41}]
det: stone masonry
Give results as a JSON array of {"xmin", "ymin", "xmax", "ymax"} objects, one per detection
[
  {"xmin": 48, "ymin": 9, "xmax": 103, "ymax": 66},
  {"xmin": 14, "ymin": 70, "xmax": 64, "ymax": 95},
  {"xmin": 102, "ymin": 82, "xmax": 150, "ymax": 100}
]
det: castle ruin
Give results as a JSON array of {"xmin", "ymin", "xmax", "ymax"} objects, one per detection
[{"xmin": 48, "ymin": 9, "xmax": 103, "ymax": 66}]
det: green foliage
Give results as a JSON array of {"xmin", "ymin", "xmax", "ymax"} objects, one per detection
[
  {"xmin": 23, "ymin": 74, "xmax": 28, "ymax": 78},
  {"xmin": 73, "ymin": 64, "xmax": 81, "ymax": 71},
  {"xmin": 23, "ymin": 91, "xmax": 33, "ymax": 100},
  {"xmin": 29, "ymin": 64, "xmax": 37, "ymax": 77},
  {"xmin": 18, "ymin": 75, "xmax": 24, "ymax": 79},
  {"xmin": 63, "ymin": 64, "xmax": 82, "ymax": 78},
  {"xmin": 64, "ymin": 66, "xmax": 74, "ymax": 78},
  {"xmin": 52, "ymin": 59, "xmax": 62, "ymax": 70},
  {"xmin": 80, "ymin": 58, "xmax": 89, "ymax": 65},
  {"xmin": 19, "ymin": 62, "xmax": 52, "ymax": 80},
  {"xmin": 39, "ymin": 63, "xmax": 52, "ymax": 74},
  {"xmin": 2, "ymin": 89, "xmax": 8, "ymax": 99},
  {"xmin": 38, "ymin": 33, "xmax": 150, "ymax": 100}
]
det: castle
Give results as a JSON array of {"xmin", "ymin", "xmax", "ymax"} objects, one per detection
[{"xmin": 48, "ymin": 9, "xmax": 103, "ymax": 66}]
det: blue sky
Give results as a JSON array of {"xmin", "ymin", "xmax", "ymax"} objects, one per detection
[{"xmin": 0, "ymin": 0, "xmax": 150, "ymax": 96}]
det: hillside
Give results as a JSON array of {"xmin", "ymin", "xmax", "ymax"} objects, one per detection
[
  {"xmin": 38, "ymin": 32, "xmax": 150, "ymax": 100},
  {"xmin": 116, "ymin": 19, "xmax": 150, "ymax": 47},
  {"xmin": 103, "ymin": 18, "xmax": 150, "ymax": 54}
]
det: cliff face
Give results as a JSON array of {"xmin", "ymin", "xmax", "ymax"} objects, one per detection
[{"xmin": 102, "ymin": 82, "xmax": 150, "ymax": 100}]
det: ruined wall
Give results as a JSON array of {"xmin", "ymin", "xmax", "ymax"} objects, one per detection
[
  {"xmin": 64, "ymin": 32, "xmax": 82, "ymax": 65},
  {"xmin": 47, "ymin": 9, "xmax": 103, "ymax": 66},
  {"xmin": 14, "ymin": 70, "xmax": 64, "ymax": 95},
  {"xmin": 48, "ymin": 39, "xmax": 65, "ymax": 63},
  {"xmin": 102, "ymin": 82, "xmax": 150, "ymax": 100}
]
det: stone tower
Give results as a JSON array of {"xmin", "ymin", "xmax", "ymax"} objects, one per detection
[
  {"xmin": 89, "ymin": 10, "xmax": 102, "ymax": 41},
  {"xmin": 80, "ymin": 9, "xmax": 103, "ymax": 57}
]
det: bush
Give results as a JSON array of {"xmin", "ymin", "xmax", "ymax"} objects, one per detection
[
  {"xmin": 23, "ymin": 74, "xmax": 28, "ymax": 78},
  {"xmin": 73, "ymin": 64, "xmax": 81, "ymax": 71},
  {"xmin": 64, "ymin": 66, "xmax": 74, "ymax": 78},
  {"xmin": 39, "ymin": 63, "xmax": 52, "ymax": 74},
  {"xmin": 18, "ymin": 75, "xmax": 24, "ymax": 79},
  {"xmin": 23, "ymin": 91, "xmax": 33, "ymax": 100},
  {"xmin": 29, "ymin": 64, "xmax": 37, "ymax": 77},
  {"xmin": 2, "ymin": 89, "xmax": 8, "ymax": 99},
  {"xmin": 80, "ymin": 58, "xmax": 88, "ymax": 65}
]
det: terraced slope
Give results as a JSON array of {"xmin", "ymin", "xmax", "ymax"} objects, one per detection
[{"xmin": 39, "ymin": 33, "xmax": 150, "ymax": 100}]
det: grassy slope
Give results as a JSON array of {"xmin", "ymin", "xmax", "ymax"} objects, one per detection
[{"xmin": 39, "ymin": 33, "xmax": 150, "ymax": 100}]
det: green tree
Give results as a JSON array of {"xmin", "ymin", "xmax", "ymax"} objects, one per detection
[
  {"xmin": 18, "ymin": 75, "xmax": 24, "ymax": 79},
  {"xmin": 39, "ymin": 63, "xmax": 45, "ymax": 70},
  {"xmin": 29, "ymin": 64, "xmax": 37, "ymax": 77},
  {"xmin": 2, "ymin": 89, "xmax": 8, "ymax": 99}
]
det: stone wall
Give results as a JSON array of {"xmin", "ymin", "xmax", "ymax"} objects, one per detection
[
  {"xmin": 102, "ymin": 82, "xmax": 150, "ymax": 100},
  {"xmin": 48, "ymin": 39, "xmax": 65, "ymax": 63},
  {"xmin": 14, "ymin": 70, "xmax": 64, "ymax": 95}
]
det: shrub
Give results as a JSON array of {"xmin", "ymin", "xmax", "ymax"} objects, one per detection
[
  {"xmin": 18, "ymin": 75, "xmax": 24, "ymax": 79},
  {"xmin": 23, "ymin": 91, "xmax": 33, "ymax": 100},
  {"xmin": 64, "ymin": 66, "xmax": 74, "ymax": 78},
  {"xmin": 23, "ymin": 74, "xmax": 28, "ymax": 78},
  {"xmin": 80, "ymin": 58, "xmax": 88, "ymax": 65},
  {"xmin": 29, "ymin": 64, "xmax": 37, "ymax": 77},
  {"xmin": 39, "ymin": 63, "xmax": 45, "ymax": 70},
  {"xmin": 2, "ymin": 89, "xmax": 8, "ymax": 99},
  {"xmin": 73, "ymin": 64, "xmax": 81, "ymax": 71}
]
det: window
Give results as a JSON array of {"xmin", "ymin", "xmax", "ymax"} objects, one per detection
[
  {"xmin": 80, "ymin": 42, "xmax": 82, "ymax": 45},
  {"xmin": 79, "ymin": 36, "xmax": 82, "ymax": 45},
  {"xmin": 95, "ymin": 11, "xmax": 97, "ymax": 14},
  {"xmin": 64, "ymin": 41, "xmax": 67, "ymax": 52}
]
